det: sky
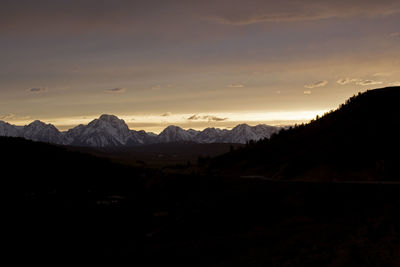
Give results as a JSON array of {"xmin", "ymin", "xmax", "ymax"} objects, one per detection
[{"xmin": 1, "ymin": 0, "xmax": 399, "ymax": 133}]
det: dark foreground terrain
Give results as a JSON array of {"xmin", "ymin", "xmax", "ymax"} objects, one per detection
[
  {"xmin": 3, "ymin": 87, "xmax": 400, "ymax": 266},
  {"xmin": 142, "ymin": 177, "xmax": 400, "ymax": 266},
  {"xmin": 2, "ymin": 136, "xmax": 400, "ymax": 266},
  {"xmin": 6, "ymin": 169, "xmax": 400, "ymax": 266}
]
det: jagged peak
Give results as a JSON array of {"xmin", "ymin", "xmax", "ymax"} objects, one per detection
[
  {"xmin": 29, "ymin": 120, "xmax": 46, "ymax": 125},
  {"xmin": 232, "ymin": 123, "xmax": 251, "ymax": 130},
  {"xmin": 98, "ymin": 114, "xmax": 122, "ymax": 122},
  {"xmin": 1, "ymin": 114, "xmax": 281, "ymax": 146},
  {"xmin": 200, "ymin": 127, "xmax": 220, "ymax": 133},
  {"xmin": 162, "ymin": 125, "xmax": 184, "ymax": 131},
  {"xmin": 88, "ymin": 114, "xmax": 128, "ymax": 129},
  {"xmin": 0, "ymin": 120, "xmax": 13, "ymax": 126},
  {"xmin": 26, "ymin": 120, "xmax": 57, "ymax": 129}
]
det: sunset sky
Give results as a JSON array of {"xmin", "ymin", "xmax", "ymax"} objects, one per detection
[{"xmin": 1, "ymin": 0, "xmax": 399, "ymax": 132}]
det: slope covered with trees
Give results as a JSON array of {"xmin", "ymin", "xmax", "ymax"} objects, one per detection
[{"xmin": 211, "ymin": 87, "xmax": 400, "ymax": 181}]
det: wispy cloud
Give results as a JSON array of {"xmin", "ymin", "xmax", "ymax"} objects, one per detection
[
  {"xmin": 373, "ymin": 72, "xmax": 393, "ymax": 77},
  {"xmin": 208, "ymin": 116, "xmax": 228, "ymax": 121},
  {"xmin": 211, "ymin": 2, "xmax": 400, "ymax": 26},
  {"xmin": 0, "ymin": 113, "xmax": 15, "ymax": 120},
  {"xmin": 160, "ymin": 112, "xmax": 172, "ymax": 117},
  {"xmin": 356, "ymin": 80, "xmax": 383, "ymax": 86},
  {"xmin": 187, "ymin": 114, "xmax": 228, "ymax": 122},
  {"xmin": 29, "ymin": 87, "xmax": 47, "ymax": 93},
  {"xmin": 0, "ymin": 113, "xmax": 31, "ymax": 122},
  {"xmin": 390, "ymin": 32, "xmax": 400, "ymax": 38},
  {"xmin": 337, "ymin": 78, "xmax": 361, "ymax": 85},
  {"xmin": 388, "ymin": 81, "xmax": 400, "ymax": 86},
  {"xmin": 104, "ymin": 87, "xmax": 126, "ymax": 93},
  {"xmin": 304, "ymin": 80, "xmax": 328, "ymax": 89},
  {"xmin": 303, "ymin": 90, "xmax": 312, "ymax": 95},
  {"xmin": 188, "ymin": 114, "xmax": 201, "ymax": 120},
  {"xmin": 228, "ymin": 84, "xmax": 245, "ymax": 88},
  {"xmin": 338, "ymin": 78, "xmax": 385, "ymax": 86}
]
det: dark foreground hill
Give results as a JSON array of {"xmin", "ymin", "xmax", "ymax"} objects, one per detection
[
  {"xmin": 3, "ymin": 87, "xmax": 400, "ymax": 266},
  {"xmin": 3, "ymin": 136, "xmax": 400, "ymax": 266},
  {"xmin": 1, "ymin": 137, "xmax": 150, "ymax": 263},
  {"xmin": 211, "ymin": 87, "xmax": 400, "ymax": 181}
]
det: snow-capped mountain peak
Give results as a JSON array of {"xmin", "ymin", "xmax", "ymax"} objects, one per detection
[
  {"xmin": 23, "ymin": 120, "xmax": 65, "ymax": 144},
  {"xmin": 0, "ymin": 121, "xmax": 22, "ymax": 137},
  {"xmin": 194, "ymin": 127, "xmax": 226, "ymax": 143},
  {"xmin": 157, "ymin": 125, "xmax": 196, "ymax": 143},
  {"xmin": 0, "ymin": 114, "xmax": 282, "ymax": 147},
  {"xmin": 68, "ymin": 114, "xmax": 133, "ymax": 147}
]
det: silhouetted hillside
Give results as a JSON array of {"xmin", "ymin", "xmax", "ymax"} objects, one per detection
[
  {"xmin": 2, "ymin": 106, "xmax": 400, "ymax": 266},
  {"xmin": 211, "ymin": 87, "xmax": 400, "ymax": 181},
  {"xmin": 1, "ymin": 137, "xmax": 148, "ymax": 263}
]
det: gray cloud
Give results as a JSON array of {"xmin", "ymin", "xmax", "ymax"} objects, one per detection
[
  {"xmin": 29, "ymin": 87, "xmax": 47, "ymax": 93},
  {"xmin": 304, "ymin": 80, "xmax": 328, "ymax": 89},
  {"xmin": 104, "ymin": 87, "xmax": 126, "ymax": 93},
  {"xmin": 188, "ymin": 114, "xmax": 228, "ymax": 121}
]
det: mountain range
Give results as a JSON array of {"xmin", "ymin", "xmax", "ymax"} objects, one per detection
[{"xmin": 0, "ymin": 114, "xmax": 281, "ymax": 147}]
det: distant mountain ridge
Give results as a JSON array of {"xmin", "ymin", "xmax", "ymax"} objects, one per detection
[{"xmin": 0, "ymin": 114, "xmax": 281, "ymax": 147}]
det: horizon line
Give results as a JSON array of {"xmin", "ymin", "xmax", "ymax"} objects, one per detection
[{"xmin": 0, "ymin": 110, "xmax": 328, "ymax": 133}]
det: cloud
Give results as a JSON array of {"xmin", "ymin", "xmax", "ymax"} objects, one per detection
[
  {"xmin": 356, "ymin": 80, "xmax": 383, "ymax": 86},
  {"xmin": 104, "ymin": 87, "xmax": 126, "ymax": 93},
  {"xmin": 187, "ymin": 114, "xmax": 228, "ymax": 121},
  {"xmin": 212, "ymin": 13, "xmax": 331, "ymax": 25},
  {"xmin": 210, "ymin": 1, "xmax": 400, "ymax": 25},
  {"xmin": 390, "ymin": 32, "xmax": 400, "ymax": 37},
  {"xmin": 303, "ymin": 90, "xmax": 312, "ymax": 95},
  {"xmin": 1, "ymin": 0, "xmax": 400, "ymax": 35},
  {"xmin": 337, "ymin": 78, "xmax": 361, "ymax": 85},
  {"xmin": 373, "ymin": 72, "xmax": 393, "ymax": 77},
  {"xmin": 0, "ymin": 113, "xmax": 15, "ymax": 120},
  {"xmin": 160, "ymin": 112, "xmax": 172, "ymax": 117},
  {"xmin": 207, "ymin": 116, "xmax": 228, "ymax": 121},
  {"xmin": 304, "ymin": 80, "xmax": 328, "ymax": 89},
  {"xmin": 228, "ymin": 84, "xmax": 245, "ymax": 88},
  {"xmin": 188, "ymin": 114, "xmax": 201, "ymax": 120},
  {"xmin": 388, "ymin": 81, "xmax": 400, "ymax": 86},
  {"xmin": 29, "ymin": 87, "xmax": 47, "ymax": 93},
  {"xmin": 338, "ymin": 78, "xmax": 386, "ymax": 86}
]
